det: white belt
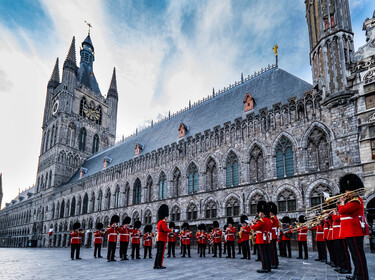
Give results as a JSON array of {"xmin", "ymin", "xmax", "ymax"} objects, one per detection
[
  {"xmin": 341, "ymin": 217, "xmax": 353, "ymax": 221},
  {"xmin": 120, "ymin": 234, "xmax": 130, "ymax": 236},
  {"xmin": 272, "ymin": 227, "xmax": 277, "ymax": 230},
  {"xmin": 329, "ymin": 229, "xmax": 333, "ymax": 231},
  {"xmin": 109, "ymin": 233, "xmax": 117, "ymax": 236},
  {"xmin": 323, "ymin": 228, "xmax": 328, "ymax": 230},
  {"xmin": 316, "ymin": 232, "xmax": 323, "ymax": 235},
  {"xmin": 298, "ymin": 233, "xmax": 307, "ymax": 235},
  {"xmin": 227, "ymin": 233, "xmax": 234, "ymax": 235},
  {"xmin": 256, "ymin": 231, "xmax": 262, "ymax": 234},
  {"xmin": 72, "ymin": 237, "xmax": 81, "ymax": 240},
  {"xmin": 333, "ymin": 225, "xmax": 340, "ymax": 228}
]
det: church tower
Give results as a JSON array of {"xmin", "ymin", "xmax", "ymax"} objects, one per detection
[
  {"xmin": 35, "ymin": 33, "xmax": 118, "ymax": 195},
  {"xmin": 305, "ymin": 0, "xmax": 354, "ymax": 99}
]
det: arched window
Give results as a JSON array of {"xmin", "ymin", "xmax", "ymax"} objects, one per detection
[
  {"xmin": 172, "ymin": 168, "xmax": 181, "ymax": 198},
  {"xmin": 67, "ymin": 123, "xmax": 76, "ymax": 147},
  {"xmin": 97, "ymin": 190, "xmax": 103, "ymax": 211},
  {"xmin": 277, "ymin": 189, "xmax": 297, "ymax": 212},
  {"xmin": 48, "ymin": 170, "xmax": 52, "ymax": 188},
  {"xmin": 82, "ymin": 193, "xmax": 88, "ymax": 214},
  {"xmin": 92, "ymin": 134, "xmax": 99, "ymax": 154},
  {"xmin": 187, "ymin": 203, "xmax": 198, "ymax": 220},
  {"xmin": 171, "ymin": 206, "xmax": 180, "ymax": 222},
  {"xmin": 144, "ymin": 210, "xmax": 152, "ymax": 224},
  {"xmin": 187, "ymin": 163, "xmax": 198, "ymax": 195},
  {"xmin": 106, "ymin": 189, "xmax": 111, "ymax": 210},
  {"xmin": 249, "ymin": 193, "xmax": 265, "ymax": 215},
  {"xmin": 79, "ymin": 128, "xmax": 87, "ymax": 152},
  {"xmin": 114, "ymin": 186, "xmax": 120, "ymax": 208},
  {"xmin": 310, "ymin": 185, "xmax": 333, "ymax": 207},
  {"xmin": 276, "ymin": 136, "xmax": 294, "ymax": 178},
  {"xmin": 70, "ymin": 197, "xmax": 76, "ymax": 216},
  {"xmin": 54, "ymin": 124, "xmax": 58, "ymax": 145},
  {"xmin": 96, "ymin": 106, "xmax": 102, "ymax": 125},
  {"xmin": 205, "ymin": 200, "xmax": 217, "ymax": 218},
  {"xmin": 226, "ymin": 151, "xmax": 239, "ymax": 187},
  {"xmin": 132, "ymin": 212, "xmax": 140, "ymax": 225},
  {"xmin": 60, "ymin": 200, "xmax": 65, "ymax": 218},
  {"xmin": 226, "ymin": 197, "xmax": 240, "ymax": 216},
  {"xmin": 306, "ymin": 127, "xmax": 330, "ymax": 171},
  {"xmin": 159, "ymin": 172, "xmax": 167, "ymax": 200},
  {"xmin": 133, "ymin": 178, "xmax": 141, "ymax": 205},
  {"xmin": 50, "ymin": 125, "xmax": 55, "ymax": 148},
  {"xmin": 91, "ymin": 192, "xmax": 95, "ymax": 212},
  {"xmin": 206, "ymin": 158, "xmax": 218, "ymax": 191},
  {"xmin": 145, "ymin": 176, "xmax": 153, "ymax": 203},
  {"xmin": 79, "ymin": 98, "xmax": 86, "ymax": 117},
  {"xmin": 124, "ymin": 183, "xmax": 130, "ymax": 207},
  {"xmin": 249, "ymin": 145, "xmax": 265, "ymax": 183}
]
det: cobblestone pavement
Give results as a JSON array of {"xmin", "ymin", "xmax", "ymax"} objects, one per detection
[{"xmin": 0, "ymin": 247, "xmax": 374, "ymax": 280}]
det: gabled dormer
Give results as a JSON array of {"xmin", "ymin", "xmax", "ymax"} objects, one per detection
[
  {"xmin": 135, "ymin": 143, "xmax": 143, "ymax": 156},
  {"xmin": 103, "ymin": 156, "xmax": 112, "ymax": 168},
  {"xmin": 79, "ymin": 167, "xmax": 88, "ymax": 179},
  {"xmin": 178, "ymin": 122, "xmax": 188, "ymax": 138},
  {"xmin": 243, "ymin": 92, "xmax": 254, "ymax": 112}
]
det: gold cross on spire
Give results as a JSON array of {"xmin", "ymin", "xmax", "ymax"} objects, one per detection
[
  {"xmin": 272, "ymin": 44, "xmax": 278, "ymax": 56},
  {"xmin": 84, "ymin": 21, "xmax": 92, "ymax": 35}
]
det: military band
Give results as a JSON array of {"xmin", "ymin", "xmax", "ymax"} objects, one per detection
[
  {"xmin": 93, "ymin": 222, "xmax": 105, "ymax": 258},
  {"xmin": 119, "ymin": 216, "xmax": 131, "ymax": 260},
  {"xmin": 70, "ymin": 222, "xmax": 84, "ymax": 260}
]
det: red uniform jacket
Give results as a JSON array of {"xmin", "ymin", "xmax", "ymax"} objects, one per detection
[
  {"xmin": 179, "ymin": 230, "xmax": 192, "ymax": 245},
  {"xmin": 211, "ymin": 228, "xmax": 222, "ymax": 243},
  {"xmin": 338, "ymin": 197, "xmax": 369, "ymax": 238},
  {"xmin": 332, "ymin": 214, "xmax": 341, "ymax": 240},
  {"xmin": 226, "ymin": 227, "xmax": 236, "ymax": 242},
  {"xmin": 297, "ymin": 226, "xmax": 309, "ymax": 242},
  {"xmin": 282, "ymin": 226, "xmax": 292, "ymax": 241},
  {"xmin": 94, "ymin": 230, "xmax": 105, "ymax": 244},
  {"xmin": 156, "ymin": 220, "xmax": 172, "ymax": 242},
  {"xmin": 118, "ymin": 226, "xmax": 132, "ymax": 242},
  {"xmin": 167, "ymin": 231, "xmax": 177, "ymax": 243},
  {"xmin": 323, "ymin": 220, "xmax": 329, "ymax": 240},
  {"xmin": 327, "ymin": 219, "xmax": 334, "ymax": 241},
  {"xmin": 131, "ymin": 229, "xmax": 142, "ymax": 244},
  {"xmin": 107, "ymin": 226, "xmax": 119, "ymax": 243},
  {"xmin": 311, "ymin": 224, "xmax": 325, "ymax": 242},
  {"xmin": 143, "ymin": 233, "xmax": 154, "ymax": 247},
  {"xmin": 196, "ymin": 232, "xmax": 208, "ymax": 244},
  {"xmin": 251, "ymin": 217, "xmax": 272, "ymax": 244},
  {"xmin": 269, "ymin": 215, "xmax": 279, "ymax": 240},
  {"xmin": 70, "ymin": 230, "xmax": 84, "ymax": 244},
  {"xmin": 240, "ymin": 225, "xmax": 251, "ymax": 241}
]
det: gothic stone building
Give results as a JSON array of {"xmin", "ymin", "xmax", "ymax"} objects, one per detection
[{"xmin": 1, "ymin": 1, "xmax": 375, "ymax": 248}]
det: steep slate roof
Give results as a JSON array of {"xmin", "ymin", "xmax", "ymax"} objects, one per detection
[
  {"xmin": 77, "ymin": 63, "xmax": 101, "ymax": 94},
  {"xmin": 4, "ymin": 186, "xmax": 35, "ymax": 209},
  {"xmin": 67, "ymin": 67, "xmax": 312, "ymax": 184}
]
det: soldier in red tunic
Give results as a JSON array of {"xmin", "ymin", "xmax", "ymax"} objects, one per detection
[
  {"xmin": 70, "ymin": 222, "xmax": 84, "ymax": 260},
  {"xmin": 296, "ymin": 215, "xmax": 308, "ymax": 260},
  {"xmin": 154, "ymin": 204, "xmax": 172, "ymax": 269},
  {"xmin": 268, "ymin": 202, "xmax": 279, "ymax": 268},
  {"xmin": 131, "ymin": 220, "xmax": 142, "ymax": 259},
  {"xmin": 167, "ymin": 222, "xmax": 177, "ymax": 258},
  {"xmin": 280, "ymin": 216, "xmax": 292, "ymax": 258},
  {"xmin": 207, "ymin": 227, "xmax": 213, "ymax": 255},
  {"xmin": 338, "ymin": 174, "xmax": 369, "ymax": 280},
  {"xmin": 311, "ymin": 220, "xmax": 327, "ymax": 262},
  {"xmin": 107, "ymin": 215, "xmax": 119, "ymax": 262},
  {"xmin": 251, "ymin": 201, "xmax": 273, "ymax": 273},
  {"xmin": 180, "ymin": 222, "xmax": 192, "ymax": 258},
  {"xmin": 237, "ymin": 224, "xmax": 242, "ymax": 255},
  {"xmin": 211, "ymin": 221, "xmax": 222, "ymax": 258},
  {"xmin": 143, "ymin": 224, "xmax": 154, "ymax": 259},
  {"xmin": 225, "ymin": 217, "xmax": 236, "ymax": 258},
  {"xmin": 93, "ymin": 222, "xmax": 105, "ymax": 258},
  {"xmin": 196, "ymin": 224, "xmax": 208, "ymax": 257},
  {"xmin": 118, "ymin": 216, "xmax": 131, "ymax": 260},
  {"xmin": 239, "ymin": 215, "xmax": 251, "ymax": 260}
]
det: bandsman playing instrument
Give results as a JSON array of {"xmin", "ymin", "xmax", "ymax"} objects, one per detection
[
  {"xmin": 268, "ymin": 202, "xmax": 279, "ymax": 268},
  {"xmin": 93, "ymin": 222, "xmax": 105, "ymax": 258},
  {"xmin": 280, "ymin": 216, "xmax": 292, "ymax": 258},
  {"xmin": 240, "ymin": 215, "xmax": 251, "ymax": 260},
  {"xmin": 237, "ymin": 224, "xmax": 242, "ymax": 255},
  {"xmin": 131, "ymin": 221, "xmax": 142, "ymax": 259},
  {"xmin": 167, "ymin": 222, "xmax": 177, "ymax": 258},
  {"xmin": 223, "ymin": 224, "xmax": 228, "ymax": 255},
  {"xmin": 107, "ymin": 215, "xmax": 119, "ymax": 262},
  {"xmin": 296, "ymin": 215, "xmax": 308, "ymax": 260},
  {"xmin": 196, "ymin": 224, "xmax": 208, "ymax": 257},
  {"xmin": 179, "ymin": 222, "xmax": 192, "ymax": 258},
  {"xmin": 70, "ymin": 222, "xmax": 84, "ymax": 260},
  {"xmin": 207, "ymin": 227, "xmax": 213, "ymax": 255},
  {"xmin": 118, "ymin": 216, "xmax": 132, "ymax": 261},
  {"xmin": 154, "ymin": 204, "xmax": 172, "ymax": 269},
  {"xmin": 225, "ymin": 217, "xmax": 236, "ymax": 259},
  {"xmin": 143, "ymin": 224, "xmax": 154, "ymax": 259},
  {"xmin": 211, "ymin": 221, "xmax": 222, "ymax": 258},
  {"xmin": 311, "ymin": 220, "xmax": 327, "ymax": 262}
]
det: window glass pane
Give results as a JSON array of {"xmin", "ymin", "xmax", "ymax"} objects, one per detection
[
  {"xmin": 285, "ymin": 147, "xmax": 294, "ymax": 177},
  {"xmin": 193, "ymin": 211, "xmax": 197, "ymax": 220},
  {"xmin": 250, "ymin": 204, "xmax": 257, "ymax": 214},
  {"xmin": 188, "ymin": 212, "xmax": 192, "ymax": 220},
  {"xmin": 177, "ymin": 213, "xmax": 180, "ymax": 221},
  {"xmin": 226, "ymin": 164, "xmax": 232, "ymax": 187},
  {"xmin": 366, "ymin": 94, "xmax": 375, "ymax": 109},
  {"xmin": 234, "ymin": 206, "xmax": 240, "ymax": 216},
  {"xmin": 288, "ymin": 199, "xmax": 296, "ymax": 211},
  {"xmin": 233, "ymin": 162, "xmax": 239, "ymax": 186},
  {"xmin": 276, "ymin": 149, "xmax": 284, "ymax": 178},
  {"xmin": 212, "ymin": 209, "xmax": 217, "ymax": 218},
  {"xmin": 370, "ymin": 126, "xmax": 375, "ymax": 138},
  {"xmin": 206, "ymin": 209, "xmax": 210, "ymax": 218},
  {"xmin": 193, "ymin": 172, "xmax": 199, "ymax": 193},
  {"xmin": 278, "ymin": 201, "xmax": 286, "ymax": 212},
  {"xmin": 372, "ymin": 140, "xmax": 375, "ymax": 160},
  {"xmin": 226, "ymin": 207, "xmax": 232, "ymax": 216},
  {"xmin": 188, "ymin": 174, "xmax": 193, "ymax": 194},
  {"xmin": 310, "ymin": 197, "xmax": 321, "ymax": 207}
]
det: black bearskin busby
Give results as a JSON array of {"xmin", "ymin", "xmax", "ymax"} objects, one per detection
[
  {"xmin": 110, "ymin": 215, "xmax": 120, "ymax": 225},
  {"xmin": 282, "ymin": 216, "xmax": 291, "ymax": 224},
  {"xmin": 134, "ymin": 220, "xmax": 142, "ymax": 229},
  {"xmin": 73, "ymin": 222, "xmax": 81, "ymax": 230},
  {"xmin": 224, "ymin": 224, "xmax": 228, "ymax": 231},
  {"xmin": 123, "ymin": 216, "xmax": 131, "ymax": 225},
  {"xmin": 227, "ymin": 217, "xmax": 234, "ymax": 225},
  {"xmin": 198, "ymin": 223, "xmax": 206, "ymax": 231},
  {"xmin": 298, "ymin": 215, "xmax": 306, "ymax": 223},
  {"xmin": 268, "ymin": 202, "xmax": 278, "ymax": 215},
  {"xmin": 96, "ymin": 222, "xmax": 103, "ymax": 230},
  {"xmin": 157, "ymin": 204, "xmax": 169, "ymax": 220},
  {"xmin": 339, "ymin": 173, "xmax": 364, "ymax": 193},
  {"xmin": 213, "ymin": 221, "xmax": 219, "ymax": 228},
  {"xmin": 169, "ymin": 221, "xmax": 175, "ymax": 228},
  {"xmin": 240, "ymin": 215, "xmax": 249, "ymax": 224},
  {"xmin": 182, "ymin": 222, "xmax": 189, "ymax": 229},
  {"xmin": 144, "ymin": 224, "xmax": 152, "ymax": 233},
  {"xmin": 257, "ymin": 200, "xmax": 270, "ymax": 216}
]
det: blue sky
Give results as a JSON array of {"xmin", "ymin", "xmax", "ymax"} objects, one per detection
[{"xmin": 0, "ymin": 0, "xmax": 374, "ymax": 208}]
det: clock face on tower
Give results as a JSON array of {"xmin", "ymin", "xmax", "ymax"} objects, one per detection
[
  {"xmin": 52, "ymin": 100, "xmax": 59, "ymax": 116},
  {"xmin": 83, "ymin": 102, "xmax": 100, "ymax": 121}
]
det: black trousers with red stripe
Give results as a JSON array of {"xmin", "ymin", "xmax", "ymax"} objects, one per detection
[
  {"xmin": 258, "ymin": 243, "xmax": 272, "ymax": 270},
  {"xmin": 317, "ymin": 241, "xmax": 327, "ymax": 261},
  {"xmin": 333, "ymin": 239, "xmax": 351, "ymax": 271},
  {"xmin": 270, "ymin": 239, "xmax": 279, "ymax": 266},
  {"xmin": 346, "ymin": 236, "xmax": 368, "ymax": 280},
  {"xmin": 242, "ymin": 240, "xmax": 251, "ymax": 259},
  {"xmin": 298, "ymin": 241, "xmax": 308, "ymax": 259},
  {"xmin": 154, "ymin": 241, "xmax": 166, "ymax": 268}
]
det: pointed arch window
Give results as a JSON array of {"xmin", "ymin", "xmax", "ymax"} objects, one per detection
[
  {"xmin": 82, "ymin": 193, "xmax": 88, "ymax": 214},
  {"xmin": 48, "ymin": 170, "xmax": 52, "ymax": 188},
  {"xmin": 133, "ymin": 178, "xmax": 141, "ymax": 205},
  {"xmin": 124, "ymin": 183, "xmax": 130, "ymax": 207},
  {"xmin": 92, "ymin": 134, "xmax": 99, "ymax": 154},
  {"xmin": 114, "ymin": 186, "xmax": 120, "ymax": 208},
  {"xmin": 187, "ymin": 163, "xmax": 198, "ymax": 195},
  {"xmin": 205, "ymin": 200, "xmax": 217, "ymax": 218},
  {"xmin": 226, "ymin": 197, "xmax": 240, "ymax": 216},
  {"xmin": 206, "ymin": 158, "xmax": 218, "ymax": 191},
  {"xmin": 146, "ymin": 176, "xmax": 153, "ymax": 203},
  {"xmin": 310, "ymin": 185, "xmax": 333, "ymax": 207},
  {"xmin": 144, "ymin": 210, "xmax": 152, "ymax": 224},
  {"xmin": 91, "ymin": 192, "xmax": 95, "ymax": 212},
  {"xmin": 249, "ymin": 145, "xmax": 264, "ymax": 183},
  {"xmin": 172, "ymin": 168, "xmax": 181, "ymax": 198},
  {"xmin": 306, "ymin": 127, "xmax": 330, "ymax": 171},
  {"xmin": 187, "ymin": 203, "xmax": 198, "ymax": 220},
  {"xmin": 96, "ymin": 106, "xmax": 102, "ymax": 125},
  {"xmin": 80, "ymin": 98, "xmax": 86, "ymax": 117},
  {"xmin": 226, "ymin": 151, "xmax": 239, "ymax": 187},
  {"xmin": 70, "ymin": 197, "xmax": 76, "ymax": 216},
  {"xmin": 277, "ymin": 190, "xmax": 296, "ymax": 212},
  {"xmin": 79, "ymin": 128, "xmax": 87, "ymax": 152},
  {"xmin": 159, "ymin": 172, "xmax": 167, "ymax": 200},
  {"xmin": 60, "ymin": 200, "xmax": 65, "ymax": 218},
  {"xmin": 51, "ymin": 203, "xmax": 55, "ymax": 219},
  {"xmin": 171, "ymin": 206, "xmax": 180, "ymax": 222},
  {"xmin": 67, "ymin": 123, "xmax": 76, "ymax": 147},
  {"xmin": 106, "ymin": 189, "xmax": 111, "ymax": 210},
  {"xmin": 276, "ymin": 136, "xmax": 294, "ymax": 178},
  {"xmin": 249, "ymin": 193, "xmax": 265, "ymax": 215},
  {"xmin": 97, "ymin": 190, "xmax": 103, "ymax": 211}
]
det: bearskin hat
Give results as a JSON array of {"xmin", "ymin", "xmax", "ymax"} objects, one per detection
[
  {"xmin": 240, "ymin": 215, "xmax": 249, "ymax": 224},
  {"xmin": 169, "ymin": 222, "xmax": 175, "ymax": 228},
  {"xmin": 134, "ymin": 220, "xmax": 142, "ymax": 229},
  {"xmin": 268, "ymin": 202, "xmax": 278, "ymax": 215},
  {"xmin": 298, "ymin": 215, "xmax": 306, "ymax": 223},
  {"xmin": 123, "ymin": 216, "xmax": 131, "ymax": 225},
  {"xmin": 157, "ymin": 204, "xmax": 169, "ymax": 220},
  {"xmin": 227, "ymin": 217, "xmax": 234, "ymax": 225},
  {"xmin": 182, "ymin": 222, "xmax": 189, "ymax": 229},
  {"xmin": 213, "ymin": 221, "xmax": 219, "ymax": 228},
  {"xmin": 144, "ymin": 224, "xmax": 152, "ymax": 233},
  {"xmin": 339, "ymin": 174, "xmax": 364, "ymax": 193},
  {"xmin": 282, "ymin": 216, "xmax": 291, "ymax": 224},
  {"xmin": 257, "ymin": 200, "xmax": 270, "ymax": 216},
  {"xmin": 73, "ymin": 222, "xmax": 81, "ymax": 230},
  {"xmin": 208, "ymin": 227, "xmax": 213, "ymax": 233},
  {"xmin": 198, "ymin": 223, "xmax": 206, "ymax": 231},
  {"xmin": 224, "ymin": 224, "xmax": 228, "ymax": 231},
  {"xmin": 96, "ymin": 223, "xmax": 103, "ymax": 230},
  {"xmin": 110, "ymin": 215, "xmax": 120, "ymax": 225}
]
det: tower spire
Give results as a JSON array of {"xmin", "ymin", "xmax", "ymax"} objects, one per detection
[
  {"xmin": 48, "ymin": 58, "xmax": 60, "ymax": 88},
  {"xmin": 63, "ymin": 36, "xmax": 77, "ymax": 71},
  {"xmin": 107, "ymin": 67, "xmax": 118, "ymax": 98}
]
